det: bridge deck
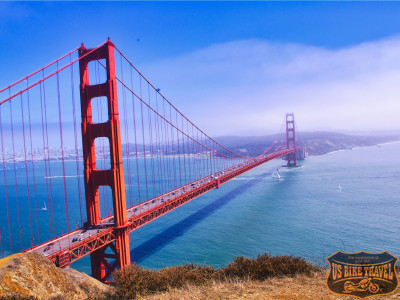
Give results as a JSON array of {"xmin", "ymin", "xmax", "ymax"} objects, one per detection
[{"xmin": 26, "ymin": 148, "xmax": 295, "ymax": 268}]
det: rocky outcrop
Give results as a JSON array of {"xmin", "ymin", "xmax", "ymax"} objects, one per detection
[{"xmin": 0, "ymin": 252, "xmax": 111, "ymax": 299}]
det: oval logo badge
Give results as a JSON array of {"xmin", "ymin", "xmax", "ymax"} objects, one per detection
[{"xmin": 326, "ymin": 251, "xmax": 398, "ymax": 298}]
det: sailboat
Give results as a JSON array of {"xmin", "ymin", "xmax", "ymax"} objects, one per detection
[
  {"xmin": 276, "ymin": 168, "xmax": 282, "ymax": 180},
  {"xmin": 42, "ymin": 201, "xmax": 47, "ymax": 211},
  {"xmin": 273, "ymin": 168, "xmax": 284, "ymax": 181}
]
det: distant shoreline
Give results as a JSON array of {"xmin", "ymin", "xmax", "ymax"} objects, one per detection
[
  {"xmin": 314, "ymin": 140, "xmax": 400, "ymax": 157},
  {"xmin": 1, "ymin": 133, "xmax": 399, "ymax": 164},
  {"xmin": 311, "ymin": 139, "xmax": 400, "ymax": 157},
  {"xmin": 215, "ymin": 131, "xmax": 400, "ymax": 157}
]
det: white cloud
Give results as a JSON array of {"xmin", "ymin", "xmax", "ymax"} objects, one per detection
[{"xmin": 140, "ymin": 36, "xmax": 400, "ymax": 136}]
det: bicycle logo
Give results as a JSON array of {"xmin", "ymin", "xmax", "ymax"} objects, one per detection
[{"xmin": 326, "ymin": 251, "xmax": 398, "ymax": 298}]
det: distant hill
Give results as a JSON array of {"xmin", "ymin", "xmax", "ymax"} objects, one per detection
[
  {"xmin": 214, "ymin": 132, "xmax": 400, "ymax": 156},
  {"xmin": 120, "ymin": 132, "xmax": 400, "ymax": 157}
]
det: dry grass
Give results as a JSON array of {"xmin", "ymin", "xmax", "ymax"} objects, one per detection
[
  {"xmin": 109, "ymin": 256, "xmax": 400, "ymax": 299},
  {"xmin": 111, "ymin": 263, "xmax": 218, "ymax": 299},
  {"xmin": 110, "ymin": 254, "xmax": 320, "ymax": 299},
  {"xmin": 221, "ymin": 254, "xmax": 318, "ymax": 280},
  {"xmin": 140, "ymin": 270, "xmax": 400, "ymax": 300}
]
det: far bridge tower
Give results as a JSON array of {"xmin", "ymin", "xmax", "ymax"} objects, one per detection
[{"xmin": 286, "ymin": 113, "xmax": 297, "ymax": 167}]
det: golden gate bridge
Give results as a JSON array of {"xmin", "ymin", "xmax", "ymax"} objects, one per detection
[{"xmin": 0, "ymin": 39, "xmax": 304, "ymax": 282}]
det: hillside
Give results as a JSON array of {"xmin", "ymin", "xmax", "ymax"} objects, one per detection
[
  {"xmin": 0, "ymin": 252, "xmax": 111, "ymax": 299},
  {"xmin": 140, "ymin": 271, "xmax": 400, "ymax": 300},
  {"xmin": 215, "ymin": 132, "xmax": 400, "ymax": 156},
  {"xmin": 0, "ymin": 253, "xmax": 398, "ymax": 299},
  {"xmin": 139, "ymin": 271, "xmax": 400, "ymax": 300}
]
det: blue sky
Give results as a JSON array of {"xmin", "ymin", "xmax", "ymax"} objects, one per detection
[{"xmin": 1, "ymin": 1, "xmax": 400, "ymax": 135}]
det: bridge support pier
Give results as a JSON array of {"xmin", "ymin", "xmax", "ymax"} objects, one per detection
[
  {"xmin": 79, "ymin": 39, "xmax": 130, "ymax": 282},
  {"xmin": 90, "ymin": 248, "xmax": 106, "ymax": 280},
  {"xmin": 216, "ymin": 179, "xmax": 221, "ymax": 188},
  {"xmin": 286, "ymin": 113, "xmax": 297, "ymax": 167}
]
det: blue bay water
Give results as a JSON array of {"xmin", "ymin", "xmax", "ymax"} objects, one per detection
[
  {"xmin": 1, "ymin": 142, "xmax": 399, "ymax": 274},
  {"xmin": 74, "ymin": 141, "xmax": 400, "ymax": 273}
]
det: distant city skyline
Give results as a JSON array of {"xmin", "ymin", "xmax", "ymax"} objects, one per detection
[{"xmin": 1, "ymin": 2, "xmax": 400, "ymax": 136}]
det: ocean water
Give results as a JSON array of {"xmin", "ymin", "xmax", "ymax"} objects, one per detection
[
  {"xmin": 1, "ymin": 142, "xmax": 399, "ymax": 274},
  {"xmin": 73, "ymin": 141, "xmax": 400, "ymax": 273}
]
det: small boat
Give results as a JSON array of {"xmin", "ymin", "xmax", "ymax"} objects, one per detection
[
  {"xmin": 338, "ymin": 185, "xmax": 342, "ymax": 191},
  {"xmin": 273, "ymin": 168, "xmax": 284, "ymax": 181},
  {"xmin": 42, "ymin": 201, "xmax": 47, "ymax": 211}
]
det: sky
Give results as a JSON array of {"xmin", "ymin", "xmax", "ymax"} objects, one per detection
[{"xmin": 1, "ymin": 1, "xmax": 400, "ymax": 136}]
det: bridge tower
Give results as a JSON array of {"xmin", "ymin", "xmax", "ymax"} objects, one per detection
[
  {"xmin": 78, "ymin": 39, "xmax": 130, "ymax": 282},
  {"xmin": 286, "ymin": 113, "xmax": 297, "ymax": 167}
]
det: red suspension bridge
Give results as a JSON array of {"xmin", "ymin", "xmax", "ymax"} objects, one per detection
[{"xmin": 0, "ymin": 39, "xmax": 304, "ymax": 282}]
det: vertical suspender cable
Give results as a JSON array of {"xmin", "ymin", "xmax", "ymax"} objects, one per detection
[
  {"xmin": 169, "ymin": 106, "xmax": 176, "ymax": 189},
  {"xmin": 39, "ymin": 81, "xmax": 53, "ymax": 239},
  {"xmin": 20, "ymin": 92, "xmax": 34, "ymax": 247},
  {"xmin": 187, "ymin": 120, "xmax": 192, "ymax": 183},
  {"xmin": 120, "ymin": 56, "xmax": 133, "ymax": 208},
  {"xmin": 130, "ymin": 68, "xmax": 141, "ymax": 205},
  {"xmin": 147, "ymin": 85, "xmax": 156, "ymax": 198},
  {"xmin": 181, "ymin": 117, "xmax": 187, "ymax": 185},
  {"xmin": 42, "ymin": 74, "xmax": 56, "ymax": 238},
  {"xmin": 157, "ymin": 94, "xmax": 167, "ymax": 195},
  {"xmin": 198, "ymin": 131, "xmax": 202, "ymax": 178},
  {"xmin": 197, "ymin": 130, "xmax": 201, "ymax": 178},
  {"xmin": 9, "ymin": 100, "xmax": 22, "ymax": 251},
  {"xmin": 192, "ymin": 126, "xmax": 195, "ymax": 180},
  {"xmin": 202, "ymin": 133, "xmax": 206, "ymax": 178},
  {"xmin": 162, "ymin": 100, "xmax": 171, "ymax": 192},
  {"xmin": 192, "ymin": 125, "xmax": 198, "ymax": 180},
  {"xmin": 26, "ymin": 80, "xmax": 40, "ymax": 243},
  {"xmin": 70, "ymin": 55, "xmax": 84, "ymax": 226},
  {"xmin": 0, "ymin": 105, "xmax": 12, "ymax": 254},
  {"xmin": 56, "ymin": 62, "xmax": 70, "ymax": 234},
  {"xmin": 139, "ymin": 77, "xmax": 149, "ymax": 201},
  {"xmin": 175, "ymin": 109, "xmax": 182, "ymax": 187},
  {"xmin": 213, "ymin": 141, "xmax": 217, "ymax": 175},
  {"xmin": 154, "ymin": 93, "xmax": 163, "ymax": 195}
]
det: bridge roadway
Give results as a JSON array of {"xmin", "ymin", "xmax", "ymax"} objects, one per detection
[{"xmin": 26, "ymin": 148, "xmax": 296, "ymax": 268}]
